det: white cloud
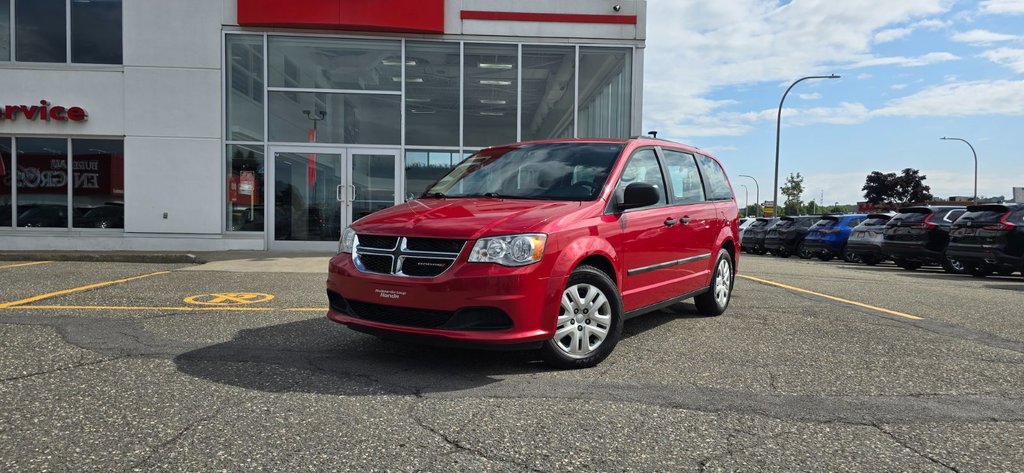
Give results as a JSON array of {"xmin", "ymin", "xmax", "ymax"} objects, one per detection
[
  {"xmin": 891, "ymin": 83, "xmax": 908, "ymax": 90},
  {"xmin": 980, "ymin": 0, "xmax": 1024, "ymax": 15},
  {"xmin": 911, "ymin": 18, "xmax": 951, "ymax": 29},
  {"xmin": 798, "ymin": 92, "xmax": 822, "ymax": 100},
  {"xmin": 875, "ymin": 80, "xmax": 1024, "ymax": 117},
  {"xmin": 844, "ymin": 52, "xmax": 959, "ymax": 68},
  {"xmin": 950, "ymin": 29, "xmax": 1020, "ymax": 44},
  {"xmin": 980, "ymin": 47, "xmax": 1024, "ymax": 73},
  {"xmin": 875, "ymin": 27, "xmax": 912, "ymax": 43},
  {"xmin": 856, "ymin": 73, "xmax": 873, "ymax": 80}
]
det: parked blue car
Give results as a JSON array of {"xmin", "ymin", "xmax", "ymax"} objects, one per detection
[{"xmin": 801, "ymin": 214, "xmax": 868, "ymax": 261}]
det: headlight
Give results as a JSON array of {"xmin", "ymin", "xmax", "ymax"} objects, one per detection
[
  {"xmin": 468, "ymin": 234, "xmax": 547, "ymax": 266},
  {"xmin": 339, "ymin": 227, "xmax": 357, "ymax": 254}
]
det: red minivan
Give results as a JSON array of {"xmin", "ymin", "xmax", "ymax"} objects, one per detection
[{"xmin": 327, "ymin": 138, "xmax": 740, "ymax": 368}]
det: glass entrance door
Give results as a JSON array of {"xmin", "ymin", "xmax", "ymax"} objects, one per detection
[{"xmin": 268, "ymin": 146, "xmax": 398, "ymax": 250}]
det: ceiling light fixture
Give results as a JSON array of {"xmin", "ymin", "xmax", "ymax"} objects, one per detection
[
  {"xmin": 478, "ymin": 63, "xmax": 513, "ymax": 70},
  {"xmin": 393, "ymin": 77, "xmax": 424, "ymax": 82},
  {"xmin": 480, "ymin": 111, "xmax": 505, "ymax": 116},
  {"xmin": 479, "ymin": 99, "xmax": 507, "ymax": 105},
  {"xmin": 479, "ymin": 80, "xmax": 512, "ymax": 86}
]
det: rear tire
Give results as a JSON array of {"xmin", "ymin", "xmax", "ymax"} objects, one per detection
[
  {"xmin": 841, "ymin": 247, "xmax": 861, "ymax": 263},
  {"xmin": 942, "ymin": 257, "xmax": 967, "ymax": 275},
  {"xmin": 797, "ymin": 242, "xmax": 813, "ymax": 259},
  {"xmin": 540, "ymin": 265, "xmax": 623, "ymax": 369},
  {"xmin": 695, "ymin": 249, "xmax": 734, "ymax": 316}
]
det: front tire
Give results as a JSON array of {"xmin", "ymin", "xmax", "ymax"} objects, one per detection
[
  {"xmin": 540, "ymin": 265, "xmax": 623, "ymax": 369},
  {"xmin": 797, "ymin": 242, "xmax": 813, "ymax": 259},
  {"xmin": 694, "ymin": 249, "xmax": 734, "ymax": 316},
  {"xmin": 942, "ymin": 257, "xmax": 967, "ymax": 275}
]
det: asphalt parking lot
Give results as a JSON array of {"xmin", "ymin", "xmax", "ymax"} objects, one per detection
[{"xmin": 1, "ymin": 255, "xmax": 1022, "ymax": 471}]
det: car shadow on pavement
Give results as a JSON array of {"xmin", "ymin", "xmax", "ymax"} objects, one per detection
[{"xmin": 173, "ymin": 306, "xmax": 701, "ymax": 397}]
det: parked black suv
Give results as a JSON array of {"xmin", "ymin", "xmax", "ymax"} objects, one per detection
[
  {"xmin": 946, "ymin": 204, "xmax": 1024, "ymax": 278},
  {"xmin": 741, "ymin": 217, "xmax": 777, "ymax": 255},
  {"xmin": 881, "ymin": 206, "xmax": 967, "ymax": 273},
  {"xmin": 764, "ymin": 215, "xmax": 820, "ymax": 258},
  {"xmin": 845, "ymin": 213, "xmax": 894, "ymax": 265}
]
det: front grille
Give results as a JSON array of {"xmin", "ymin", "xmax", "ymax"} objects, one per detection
[
  {"xmin": 358, "ymin": 234, "xmax": 399, "ymax": 249},
  {"xmin": 347, "ymin": 299, "xmax": 454, "ymax": 328},
  {"xmin": 356, "ymin": 254, "xmax": 393, "ymax": 274},
  {"xmin": 353, "ymin": 235, "xmax": 464, "ymax": 278}
]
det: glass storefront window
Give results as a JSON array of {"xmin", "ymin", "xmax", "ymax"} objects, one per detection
[
  {"xmin": 268, "ymin": 36, "xmax": 401, "ymax": 91},
  {"xmin": 16, "ymin": 138, "xmax": 69, "ymax": 228},
  {"xmin": 1, "ymin": 138, "xmax": 11, "ymax": 227},
  {"xmin": 226, "ymin": 144, "xmax": 265, "ymax": 232},
  {"xmin": 0, "ymin": 0, "xmax": 10, "ymax": 61},
  {"xmin": 464, "ymin": 43, "xmax": 518, "ymax": 147},
  {"xmin": 227, "ymin": 34, "xmax": 265, "ymax": 141},
  {"xmin": 15, "ymin": 0, "xmax": 66, "ymax": 63},
  {"xmin": 404, "ymin": 150, "xmax": 462, "ymax": 199},
  {"xmin": 405, "ymin": 41, "xmax": 460, "ymax": 147},
  {"xmin": 71, "ymin": 139, "xmax": 124, "ymax": 229},
  {"xmin": 71, "ymin": 0, "xmax": 122, "ymax": 64},
  {"xmin": 578, "ymin": 47, "xmax": 632, "ymax": 138},
  {"xmin": 351, "ymin": 153, "xmax": 396, "ymax": 221},
  {"xmin": 522, "ymin": 45, "xmax": 575, "ymax": 141},
  {"xmin": 268, "ymin": 92, "xmax": 400, "ymax": 145}
]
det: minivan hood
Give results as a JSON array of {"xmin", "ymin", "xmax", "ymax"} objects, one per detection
[{"xmin": 349, "ymin": 198, "xmax": 586, "ymax": 239}]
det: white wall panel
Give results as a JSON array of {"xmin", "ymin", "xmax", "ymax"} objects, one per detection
[
  {"xmin": 0, "ymin": 68, "xmax": 124, "ymax": 137},
  {"xmin": 123, "ymin": 0, "xmax": 225, "ymax": 69},
  {"xmin": 124, "ymin": 68, "xmax": 221, "ymax": 139},
  {"xmin": 124, "ymin": 137, "xmax": 221, "ymax": 234},
  {"xmin": 451, "ymin": 0, "xmax": 645, "ymax": 40}
]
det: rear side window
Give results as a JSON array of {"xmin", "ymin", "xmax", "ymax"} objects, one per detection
[
  {"xmin": 929, "ymin": 209, "xmax": 965, "ymax": 224},
  {"xmin": 695, "ymin": 154, "xmax": 733, "ymax": 201},
  {"xmin": 661, "ymin": 149, "xmax": 705, "ymax": 204}
]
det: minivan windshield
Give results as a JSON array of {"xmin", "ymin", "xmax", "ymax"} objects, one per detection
[{"xmin": 424, "ymin": 143, "xmax": 624, "ymax": 201}]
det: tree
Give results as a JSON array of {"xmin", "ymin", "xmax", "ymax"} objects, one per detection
[
  {"xmin": 862, "ymin": 168, "xmax": 933, "ymax": 209},
  {"xmin": 780, "ymin": 172, "xmax": 804, "ymax": 216}
]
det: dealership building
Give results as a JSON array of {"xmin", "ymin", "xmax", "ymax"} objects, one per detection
[{"xmin": 0, "ymin": 0, "xmax": 646, "ymax": 251}]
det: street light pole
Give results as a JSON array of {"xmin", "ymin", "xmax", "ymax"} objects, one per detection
[
  {"xmin": 740, "ymin": 184, "xmax": 749, "ymax": 217},
  {"xmin": 940, "ymin": 137, "xmax": 978, "ymax": 202},
  {"xmin": 773, "ymin": 74, "xmax": 840, "ymax": 217},
  {"xmin": 738, "ymin": 175, "xmax": 759, "ymax": 217}
]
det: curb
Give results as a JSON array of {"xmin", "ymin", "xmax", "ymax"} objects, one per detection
[{"xmin": 0, "ymin": 252, "xmax": 203, "ymax": 264}]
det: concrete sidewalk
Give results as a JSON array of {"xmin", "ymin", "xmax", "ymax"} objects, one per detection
[{"xmin": 0, "ymin": 250, "xmax": 336, "ymax": 272}]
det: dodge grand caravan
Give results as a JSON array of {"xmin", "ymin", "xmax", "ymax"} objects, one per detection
[{"xmin": 327, "ymin": 138, "xmax": 740, "ymax": 368}]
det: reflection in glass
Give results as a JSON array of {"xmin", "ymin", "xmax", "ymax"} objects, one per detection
[
  {"xmin": 269, "ymin": 92, "xmax": 400, "ymax": 145},
  {"xmin": 522, "ymin": 45, "xmax": 575, "ymax": 141},
  {"xmin": 15, "ymin": 0, "xmax": 66, "ymax": 62},
  {"xmin": 71, "ymin": 0, "xmax": 122, "ymax": 64},
  {"xmin": 227, "ymin": 35, "xmax": 265, "ymax": 141},
  {"xmin": 405, "ymin": 150, "xmax": 460, "ymax": 200},
  {"xmin": 268, "ymin": 36, "xmax": 401, "ymax": 91},
  {"xmin": 71, "ymin": 140, "xmax": 124, "ymax": 229},
  {"xmin": 464, "ymin": 43, "xmax": 518, "ymax": 147},
  {"xmin": 226, "ymin": 145, "xmax": 264, "ymax": 232},
  {"xmin": 352, "ymin": 154, "xmax": 396, "ymax": 220},
  {"xmin": 405, "ymin": 41, "xmax": 460, "ymax": 146},
  {"xmin": 578, "ymin": 47, "xmax": 632, "ymax": 138},
  {"xmin": 0, "ymin": 0, "xmax": 10, "ymax": 61},
  {"xmin": 16, "ymin": 138, "xmax": 69, "ymax": 228},
  {"xmin": 274, "ymin": 152, "xmax": 342, "ymax": 241},
  {"xmin": 0, "ymin": 138, "xmax": 11, "ymax": 226}
]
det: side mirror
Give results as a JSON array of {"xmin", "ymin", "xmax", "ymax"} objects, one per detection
[{"xmin": 618, "ymin": 182, "xmax": 660, "ymax": 210}]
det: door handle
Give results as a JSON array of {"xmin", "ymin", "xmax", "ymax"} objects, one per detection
[
  {"xmin": 350, "ymin": 184, "xmax": 356, "ymax": 202},
  {"xmin": 664, "ymin": 217, "xmax": 677, "ymax": 227},
  {"xmin": 336, "ymin": 185, "xmax": 344, "ymax": 202},
  {"xmin": 679, "ymin": 216, "xmax": 692, "ymax": 225}
]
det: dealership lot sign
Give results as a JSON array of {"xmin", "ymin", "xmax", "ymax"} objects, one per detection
[{"xmin": 0, "ymin": 100, "xmax": 88, "ymax": 122}]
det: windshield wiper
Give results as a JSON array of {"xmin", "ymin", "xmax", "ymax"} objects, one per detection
[{"xmin": 422, "ymin": 192, "xmax": 447, "ymax": 198}]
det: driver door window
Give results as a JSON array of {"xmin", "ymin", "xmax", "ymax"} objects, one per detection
[{"xmin": 616, "ymin": 149, "xmax": 666, "ymax": 206}]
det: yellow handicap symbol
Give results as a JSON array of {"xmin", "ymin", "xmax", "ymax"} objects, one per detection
[{"xmin": 183, "ymin": 292, "xmax": 275, "ymax": 306}]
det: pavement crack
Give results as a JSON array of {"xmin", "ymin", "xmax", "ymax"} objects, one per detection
[
  {"xmin": 0, "ymin": 355, "xmax": 126, "ymax": 383},
  {"xmin": 872, "ymin": 423, "xmax": 960, "ymax": 472}
]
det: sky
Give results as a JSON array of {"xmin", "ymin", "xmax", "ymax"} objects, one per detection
[{"xmin": 642, "ymin": 0, "xmax": 1024, "ymax": 206}]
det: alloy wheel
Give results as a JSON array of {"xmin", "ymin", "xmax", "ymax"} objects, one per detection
[
  {"xmin": 554, "ymin": 283, "xmax": 613, "ymax": 358},
  {"xmin": 714, "ymin": 258, "xmax": 732, "ymax": 307}
]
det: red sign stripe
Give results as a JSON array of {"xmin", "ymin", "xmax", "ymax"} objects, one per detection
[{"xmin": 461, "ymin": 10, "xmax": 637, "ymax": 25}]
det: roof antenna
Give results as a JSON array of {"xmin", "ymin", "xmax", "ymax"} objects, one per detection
[{"xmin": 647, "ymin": 130, "xmax": 658, "ymax": 138}]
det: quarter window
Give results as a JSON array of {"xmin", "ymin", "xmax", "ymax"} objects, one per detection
[
  {"xmin": 660, "ymin": 149, "xmax": 705, "ymax": 204},
  {"xmin": 695, "ymin": 154, "xmax": 734, "ymax": 201}
]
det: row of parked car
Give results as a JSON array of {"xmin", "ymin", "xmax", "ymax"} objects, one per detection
[{"xmin": 739, "ymin": 203, "xmax": 1024, "ymax": 278}]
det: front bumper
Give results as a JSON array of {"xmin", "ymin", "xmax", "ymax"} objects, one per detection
[{"xmin": 326, "ymin": 254, "xmax": 558, "ymax": 346}]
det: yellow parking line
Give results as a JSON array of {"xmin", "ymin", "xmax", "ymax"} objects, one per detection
[
  {"xmin": 0, "ymin": 271, "xmax": 171, "ymax": 309},
  {"xmin": 737, "ymin": 274, "xmax": 924, "ymax": 321},
  {"xmin": 0, "ymin": 261, "xmax": 53, "ymax": 270},
  {"xmin": 0, "ymin": 305, "xmax": 324, "ymax": 312}
]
